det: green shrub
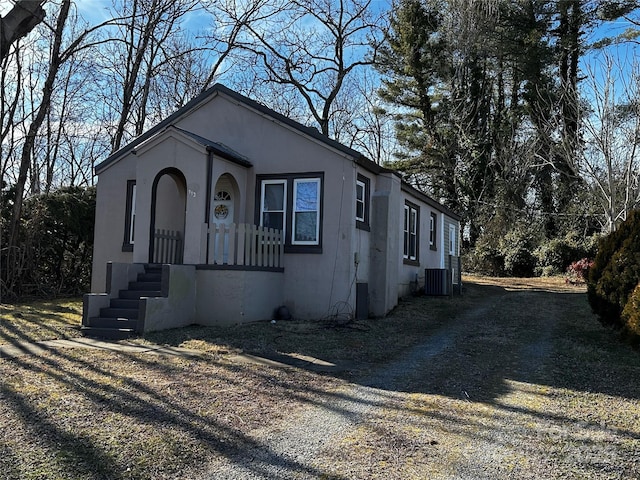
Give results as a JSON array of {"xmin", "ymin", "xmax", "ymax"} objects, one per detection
[
  {"xmin": 1, "ymin": 185, "xmax": 95, "ymax": 299},
  {"xmin": 464, "ymin": 218, "xmax": 541, "ymax": 277},
  {"xmin": 463, "ymin": 239, "xmax": 505, "ymax": 276},
  {"xmin": 499, "ymin": 225, "xmax": 537, "ymax": 277},
  {"xmin": 534, "ymin": 232, "xmax": 599, "ymax": 276},
  {"xmin": 587, "ymin": 210, "xmax": 640, "ymax": 329},
  {"xmin": 621, "ymin": 283, "xmax": 640, "ymax": 344}
]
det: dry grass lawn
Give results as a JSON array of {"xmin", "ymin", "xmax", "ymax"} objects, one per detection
[
  {"xmin": 0, "ymin": 299, "xmax": 82, "ymax": 344},
  {"xmin": 0, "ymin": 276, "xmax": 639, "ymax": 479}
]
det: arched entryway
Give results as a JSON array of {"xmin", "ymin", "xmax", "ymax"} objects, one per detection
[
  {"xmin": 210, "ymin": 173, "xmax": 240, "ymax": 263},
  {"xmin": 149, "ymin": 168, "xmax": 187, "ymax": 264}
]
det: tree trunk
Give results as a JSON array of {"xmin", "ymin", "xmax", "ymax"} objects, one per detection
[{"xmin": 9, "ymin": 1, "xmax": 70, "ymax": 249}]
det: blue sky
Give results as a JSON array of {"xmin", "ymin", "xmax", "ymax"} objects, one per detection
[{"xmin": 3, "ymin": 0, "xmax": 638, "ymax": 103}]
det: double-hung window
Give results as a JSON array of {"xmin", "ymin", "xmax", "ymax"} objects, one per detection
[
  {"xmin": 403, "ymin": 201, "xmax": 419, "ymax": 263},
  {"xmin": 355, "ymin": 174, "xmax": 370, "ymax": 230},
  {"xmin": 430, "ymin": 212, "xmax": 437, "ymax": 250},
  {"xmin": 292, "ymin": 178, "xmax": 320, "ymax": 244},
  {"xmin": 261, "ymin": 180, "xmax": 287, "ymax": 234},
  {"xmin": 257, "ymin": 173, "xmax": 323, "ymax": 252},
  {"xmin": 356, "ymin": 181, "xmax": 365, "ymax": 222}
]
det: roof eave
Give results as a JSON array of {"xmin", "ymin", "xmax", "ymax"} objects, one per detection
[
  {"xmin": 205, "ymin": 145, "xmax": 253, "ymax": 168},
  {"xmin": 400, "ymin": 181, "xmax": 461, "ymax": 221}
]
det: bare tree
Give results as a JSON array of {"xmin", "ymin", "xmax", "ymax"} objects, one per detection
[
  {"xmin": 232, "ymin": 0, "xmax": 385, "ymax": 136},
  {"xmin": 0, "ymin": 41, "xmax": 22, "ymax": 183},
  {"xmin": 199, "ymin": 0, "xmax": 277, "ymax": 90},
  {"xmin": 571, "ymin": 53, "xmax": 640, "ymax": 233},
  {"xmin": 4, "ymin": 1, "xmax": 123, "ymax": 292},
  {"xmin": 328, "ymin": 71, "xmax": 394, "ymax": 164},
  {"xmin": 94, "ymin": 0, "xmax": 200, "ymax": 152},
  {"xmin": 9, "ymin": 0, "xmax": 73, "ymax": 250}
]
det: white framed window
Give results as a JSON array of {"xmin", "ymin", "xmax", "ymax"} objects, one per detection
[
  {"xmin": 355, "ymin": 174, "xmax": 370, "ymax": 230},
  {"xmin": 449, "ymin": 224, "xmax": 456, "ymax": 255},
  {"xmin": 257, "ymin": 174, "xmax": 323, "ymax": 251},
  {"xmin": 356, "ymin": 180, "xmax": 365, "ymax": 222},
  {"xmin": 260, "ymin": 179, "xmax": 287, "ymax": 236},
  {"xmin": 430, "ymin": 212, "xmax": 437, "ymax": 249},
  {"xmin": 292, "ymin": 178, "xmax": 320, "ymax": 245},
  {"xmin": 403, "ymin": 202, "xmax": 418, "ymax": 261}
]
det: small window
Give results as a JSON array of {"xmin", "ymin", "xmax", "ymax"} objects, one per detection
[
  {"xmin": 123, "ymin": 180, "xmax": 136, "ymax": 252},
  {"xmin": 403, "ymin": 202, "xmax": 419, "ymax": 263},
  {"xmin": 430, "ymin": 212, "xmax": 437, "ymax": 250},
  {"xmin": 292, "ymin": 178, "xmax": 320, "ymax": 245},
  {"xmin": 356, "ymin": 181, "xmax": 365, "ymax": 221},
  {"xmin": 214, "ymin": 190, "xmax": 231, "ymax": 201},
  {"xmin": 355, "ymin": 174, "xmax": 370, "ymax": 230},
  {"xmin": 449, "ymin": 224, "xmax": 456, "ymax": 256}
]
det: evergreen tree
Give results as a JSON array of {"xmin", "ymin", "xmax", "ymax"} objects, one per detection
[{"xmin": 377, "ymin": 0, "xmax": 630, "ymax": 262}]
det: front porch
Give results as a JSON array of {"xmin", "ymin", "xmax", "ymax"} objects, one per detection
[
  {"xmin": 83, "ymin": 223, "xmax": 285, "ymax": 338},
  {"xmin": 150, "ymin": 222, "xmax": 284, "ymax": 268}
]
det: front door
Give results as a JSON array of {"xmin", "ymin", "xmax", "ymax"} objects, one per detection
[{"xmin": 213, "ymin": 175, "xmax": 235, "ymax": 263}]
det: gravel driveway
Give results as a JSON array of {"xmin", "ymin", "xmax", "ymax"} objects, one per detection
[
  {"xmin": 203, "ymin": 317, "xmax": 462, "ymax": 479},
  {"xmin": 200, "ymin": 281, "xmax": 640, "ymax": 479}
]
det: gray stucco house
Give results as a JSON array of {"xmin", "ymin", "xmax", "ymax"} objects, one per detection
[{"xmin": 83, "ymin": 84, "xmax": 461, "ymax": 338}]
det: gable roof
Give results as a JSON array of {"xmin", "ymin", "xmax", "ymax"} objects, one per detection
[
  {"xmin": 95, "ymin": 83, "xmax": 459, "ymax": 220},
  {"xmin": 95, "ymin": 83, "xmax": 389, "ymax": 176},
  {"xmin": 130, "ymin": 125, "xmax": 253, "ymax": 169}
]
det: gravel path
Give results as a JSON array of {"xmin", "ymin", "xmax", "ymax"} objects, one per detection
[
  {"xmin": 201, "ymin": 296, "xmax": 504, "ymax": 479},
  {"xmin": 198, "ymin": 285, "xmax": 640, "ymax": 479}
]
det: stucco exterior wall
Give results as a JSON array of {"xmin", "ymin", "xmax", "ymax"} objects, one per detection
[
  {"xmin": 91, "ymin": 88, "xmax": 461, "ymax": 322},
  {"xmin": 195, "ymin": 269, "xmax": 284, "ymax": 325},
  {"xmin": 396, "ymin": 190, "xmax": 458, "ymax": 298},
  {"xmin": 176, "ymin": 95, "xmax": 358, "ymax": 320},
  {"xmin": 369, "ymin": 172, "xmax": 401, "ymax": 316},
  {"xmin": 134, "ymin": 134, "xmax": 209, "ymax": 265},
  {"xmin": 154, "ymin": 175, "xmax": 186, "ymax": 232},
  {"xmin": 139, "ymin": 264, "xmax": 196, "ymax": 332},
  {"xmin": 91, "ymin": 156, "xmax": 136, "ymax": 292},
  {"xmin": 353, "ymin": 167, "xmax": 375, "ymax": 288}
]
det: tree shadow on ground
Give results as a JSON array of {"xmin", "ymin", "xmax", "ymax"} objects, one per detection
[
  {"xmin": 146, "ymin": 280, "xmax": 640, "ymax": 403},
  {"xmin": 0, "ymin": 319, "xmax": 355, "ymax": 479},
  {"xmin": 2, "ymin": 279, "xmax": 639, "ymax": 479},
  {"xmin": 139, "ymin": 279, "xmax": 640, "ymax": 478}
]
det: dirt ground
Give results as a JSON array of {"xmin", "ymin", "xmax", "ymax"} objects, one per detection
[
  {"xmin": 308, "ymin": 277, "xmax": 640, "ymax": 479},
  {"xmin": 201, "ymin": 276, "xmax": 640, "ymax": 479},
  {"xmin": 1, "ymin": 276, "xmax": 639, "ymax": 479}
]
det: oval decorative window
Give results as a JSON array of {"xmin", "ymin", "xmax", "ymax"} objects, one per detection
[{"xmin": 214, "ymin": 204, "xmax": 229, "ymax": 219}]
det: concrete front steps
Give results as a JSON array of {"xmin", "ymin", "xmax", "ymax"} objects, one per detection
[{"xmin": 81, "ymin": 265, "xmax": 163, "ymax": 340}]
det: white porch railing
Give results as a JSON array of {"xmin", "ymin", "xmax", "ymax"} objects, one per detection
[
  {"xmin": 153, "ymin": 229, "xmax": 183, "ymax": 264},
  {"xmin": 206, "ymin": 223, "xmax": 284, "ymax": 268}
]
